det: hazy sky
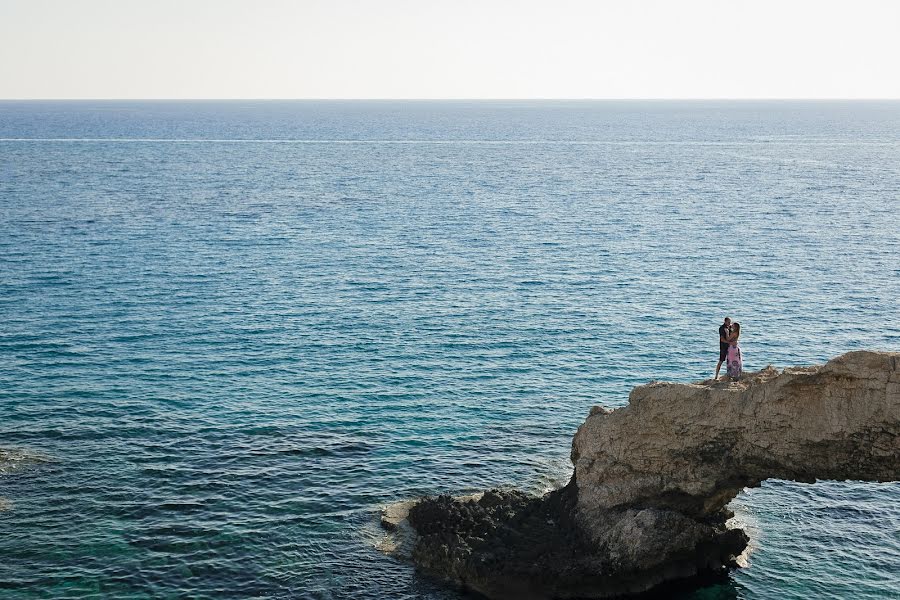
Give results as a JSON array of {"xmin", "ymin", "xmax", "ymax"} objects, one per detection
[{"xmin": 2, "ymin": 0, "xmax": 899, "ymax": 99}]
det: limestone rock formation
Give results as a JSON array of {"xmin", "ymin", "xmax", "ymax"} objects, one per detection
[
  {"xmin": 381, "ymin": 351, "xmax": 900, "ymax": 598},
  {"xmin": 574, "ymin": 350, "xmax": 899, "ymax": 529}
]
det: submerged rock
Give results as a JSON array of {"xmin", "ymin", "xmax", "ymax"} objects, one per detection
[
  {"xmin": 0, "ymin": 447, "xmax": 51, "ymax": 475},
  {"xmin": 382, "ymin": 351, "xmax": 900, "ymax": 598}
]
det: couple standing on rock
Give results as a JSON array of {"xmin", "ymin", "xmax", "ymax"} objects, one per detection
[{"xmin": 715, "ymin": 317, "xmax": 743, "ymax": 380}]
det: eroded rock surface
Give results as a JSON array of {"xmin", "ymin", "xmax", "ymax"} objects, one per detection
[
  {"xmin": 384, "ymin": 351, "xmax": 900, "ymax": 598},
  {"xmin": 573, "ymin": 351, "xmax": 900, "ymax": 524}
]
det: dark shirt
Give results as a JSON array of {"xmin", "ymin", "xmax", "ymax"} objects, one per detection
[{"xmin": 719, "ymin": 324, "xmax": 731, "ymax": 346}]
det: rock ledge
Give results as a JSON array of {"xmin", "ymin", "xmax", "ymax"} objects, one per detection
[{"xmin": 381, "ymin": 351, "xmax": 900, "ymax": 599}]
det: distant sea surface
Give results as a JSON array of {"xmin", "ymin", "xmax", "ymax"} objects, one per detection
[{"xmin": 1, "ymin": 101, "xmax": 898, "ymax": 599}]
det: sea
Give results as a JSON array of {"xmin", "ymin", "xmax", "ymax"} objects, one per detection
[{"xmin": 1, "ymin": 100, "xmax": 898, "ymax": 599}]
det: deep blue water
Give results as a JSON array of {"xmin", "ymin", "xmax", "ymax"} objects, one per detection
[{"xmin": 1, "ymin": 101, "xmax": 898, "ymax": 599}]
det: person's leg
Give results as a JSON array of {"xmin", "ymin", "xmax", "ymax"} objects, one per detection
[{"xmin": 715, "ymin": 345, "xmax": 727, "ymax": 379}]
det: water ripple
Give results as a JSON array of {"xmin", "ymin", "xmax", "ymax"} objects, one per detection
[{"xmin": 1, "ymin": 101, "xmax": 899, "ymax": 599}]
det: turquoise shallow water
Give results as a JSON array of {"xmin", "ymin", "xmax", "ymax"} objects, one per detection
[{"xmin": 1, "ymin": 101, "xmax": 898, "ymax": 599}]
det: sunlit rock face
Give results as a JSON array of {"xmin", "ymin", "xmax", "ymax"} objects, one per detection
[
  {"xmin": 386, "ymin": 351, "xmax": 900, "ymax": 599},
  {"xmin": 573, "ymin": 351, "xmax": 900, "ymax": 523}
]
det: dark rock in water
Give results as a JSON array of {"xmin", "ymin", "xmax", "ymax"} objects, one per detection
[
  {"xmin": 406, "ymin": 483, "xmax": 747, "ymax": 599},
  {"xmin": 382, "ymin": 351, "xmax": 900, "ymax": 599}
]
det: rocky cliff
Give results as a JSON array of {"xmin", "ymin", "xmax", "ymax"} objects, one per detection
[{"xmin": 381, "ymin": 351, "xmax": 900, "ymax": 599}]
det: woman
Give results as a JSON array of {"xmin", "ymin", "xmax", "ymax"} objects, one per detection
[{"xmin": 726, "ymin": 322, "xmax": 743, "ymax": 379}]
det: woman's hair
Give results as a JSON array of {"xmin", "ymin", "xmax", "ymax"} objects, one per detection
[{"xmin": 733, "ymin": 322, "xmax": 741, "ymax": 337}]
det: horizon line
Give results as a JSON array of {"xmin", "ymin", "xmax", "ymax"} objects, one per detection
[
  {"xmin": 3, "ymin": 97, "xmax": 900, "ymax": 102},
  {"xmin": 3, "ymin": 138, "xmax": 898, "ymax": 146}
]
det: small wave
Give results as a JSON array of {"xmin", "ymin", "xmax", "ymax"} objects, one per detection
[
  {"xmin": 728, "ymin": 495, "xmax": 763, "ymax": 567},
  {"xmin": 251, "ymin": 442, "xmax": 375, "ymax": 458},
  {"xmin": 0, "ymin": 497, "xmax": 11, "ymax": 512}
]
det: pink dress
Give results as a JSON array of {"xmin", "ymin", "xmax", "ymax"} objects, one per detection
[{"xmin": 726, "ymin": 342, "xmax": 743, "ymax": 378}]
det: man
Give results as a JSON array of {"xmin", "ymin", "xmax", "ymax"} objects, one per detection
[{"xmin": 715, "ymin": 317, "xmax": 732, "ymax": 380}]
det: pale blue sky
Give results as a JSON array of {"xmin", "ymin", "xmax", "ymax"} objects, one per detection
[{"xmin": 1, "ymin": 0, "xmax": 899, "ymax": 99}]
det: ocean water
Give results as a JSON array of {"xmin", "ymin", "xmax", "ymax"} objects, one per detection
[{"xmin": 1, "ymin": 100, "xmax": 898, "ymax": 599}]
